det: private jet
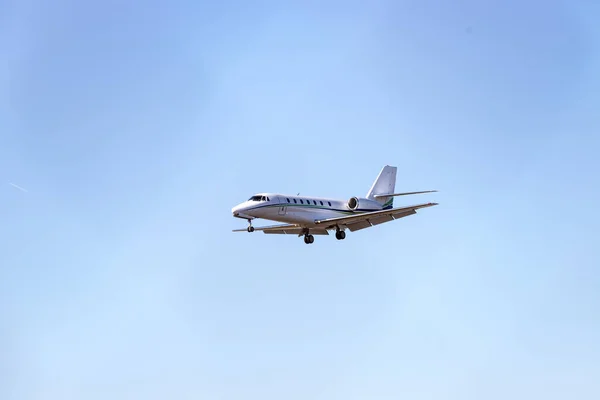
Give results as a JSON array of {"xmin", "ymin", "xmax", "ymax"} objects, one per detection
[{"xmin": 231, "ymin": 165, "xmax": 438, "ymax": 244}]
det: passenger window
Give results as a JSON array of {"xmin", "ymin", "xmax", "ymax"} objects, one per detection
[
  {"xmin": 313, "ymin": 200, "xmax": 316, "ymax": 205},
  {"xmin": 320, "ymin": 201, "xmax": 323, "ymax": 205},
  {"xmin": 300, "ymin": 199, "xmax": 303, "ymax": 204},
  {"xmin": 293, "ymin": 199, "xmax": 297, "ymax": 203},
  {"xmin": 328, "ymin": 201, "xmax": 332, "ymax": 206},
  {"xmin": 286, "ymin": 198, "xmax": 290, "ymax": 203}
]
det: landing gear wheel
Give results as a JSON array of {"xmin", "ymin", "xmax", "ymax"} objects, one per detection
[
  {"xmin": 335, "ymin": 230, "xmax": 346, "ymax": 240},
  {"xmin": 247, "ymin": 226, "xmax": 255, "ymax": 232},
  {"xmin": 304, "ymin": 234, "xmax": 314, "ymax": 244}
]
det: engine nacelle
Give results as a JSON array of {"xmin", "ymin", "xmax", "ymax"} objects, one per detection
[{"xmin": 347, "ymin": 196, "xmax": 381, "ymax": 211}]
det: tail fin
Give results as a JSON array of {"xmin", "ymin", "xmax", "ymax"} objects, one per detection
[{"xmin": 366, "ymin": 165, "xmax": 397, "ymax": 208}]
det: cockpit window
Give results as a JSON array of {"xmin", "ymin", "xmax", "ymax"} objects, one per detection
[{"xmin": 248, "ymin": 195, "xmax": 270, "ymax": 202}]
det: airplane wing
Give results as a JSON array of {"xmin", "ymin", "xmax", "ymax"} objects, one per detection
[
  {"xmin": 232, "ymin": 202, "xmax": 437, "ymax": 235},
  {"xmin": 314, "ymin": 202, "xmax": 438, "ymax": 232},
  {"xmin": 233, "ymin": 224, "xmax": 330, "ymax": 235}
]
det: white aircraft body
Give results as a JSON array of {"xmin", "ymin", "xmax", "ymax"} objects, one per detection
[{"xmin": 231, "ymin": 165, "xmax": 438, "ymax": 244}]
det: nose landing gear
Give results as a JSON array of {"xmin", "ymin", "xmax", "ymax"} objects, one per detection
[{"xmin": 247, "ymin": 219, "xmax": 255, "ymax": 232}]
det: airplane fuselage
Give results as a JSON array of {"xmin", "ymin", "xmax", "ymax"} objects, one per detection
[{"xmin": 231, "ymin": 193, "xmax": 386, "ymax": 227}]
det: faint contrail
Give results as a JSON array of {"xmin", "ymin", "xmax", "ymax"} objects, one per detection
[{"xmin": 9, "ymin": 182, "xmax": 28, "ymax": 192}]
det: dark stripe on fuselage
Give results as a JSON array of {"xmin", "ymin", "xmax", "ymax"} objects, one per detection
[{"xmin": 243, "ymin": 202, "xmax": 392, "ymax": 214}]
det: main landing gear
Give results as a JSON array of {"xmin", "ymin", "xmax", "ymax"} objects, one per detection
[
  {"xmin": 247, "ymin": 219, "xmax": 255, "ymax": 232},
  {"xmin": 304, "ymin": 233, "xmax": 314, "ymax": 244},
  {"xmin": 303, "ymin": 228, "xmax": 344, "ymax": 244}
]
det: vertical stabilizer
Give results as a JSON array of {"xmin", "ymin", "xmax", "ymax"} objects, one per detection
[{"xmin": 366, "ymin": 165, "xmax": 397, "ymax": 208}]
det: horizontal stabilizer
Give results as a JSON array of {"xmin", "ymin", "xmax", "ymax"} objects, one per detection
[{"xmin": 373, "ymin": 190, "xmax": 437, "ymax": 198}]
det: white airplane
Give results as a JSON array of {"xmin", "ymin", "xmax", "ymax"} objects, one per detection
[{"xmin": 231, "ymin": 165, "xmax": 438, "ymax": 244}]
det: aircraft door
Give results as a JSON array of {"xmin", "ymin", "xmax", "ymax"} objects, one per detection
[{"xmin": 277, "ymin": 196, "xmax": 287, "ymax": 215}]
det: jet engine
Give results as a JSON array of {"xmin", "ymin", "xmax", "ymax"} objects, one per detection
[{"xmin": 347, "ymin": 197, "xmax": 381, "ymax": 211}]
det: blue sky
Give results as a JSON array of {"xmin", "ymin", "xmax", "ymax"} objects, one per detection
[{"xmin": 1, "ymin": 0, "xmax": 599, "ymax": 398}]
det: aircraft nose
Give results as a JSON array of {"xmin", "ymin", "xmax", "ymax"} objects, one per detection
[{"xmin": 231, "ymin": 203, "xmax": 244, "ymax": 216}]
